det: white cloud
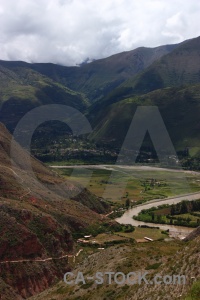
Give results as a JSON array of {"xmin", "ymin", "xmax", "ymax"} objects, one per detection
[{"xmin": 0, "ymin": 0, "xmax": 199, "ymax": 65}]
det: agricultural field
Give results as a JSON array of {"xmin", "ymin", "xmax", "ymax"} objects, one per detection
[
  {"xmin": 53, "ymin": 166, "xmax": 200, "ymax": 204},
  {"xmin": 115, "ymin": 226, "xmax": 168, "ymax": 242}
]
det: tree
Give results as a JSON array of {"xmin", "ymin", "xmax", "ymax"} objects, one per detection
[
  {"xmin": 170, "ymin": 204, "xmax": 176, "ymax": 216},
  {"xmin": 180, "ymin": 201, "xmax": 188, "ymax": 214},
  {"xmin": 151, "ymin": 212, "xmax": 155, "ymax": 221},
  {"xmin": 125, "ymin": 199, "xmax": 130, "ymax": 208},
  {"xmin": 157, "ymin": 215, "xmax": 162, "ymax": 223}
]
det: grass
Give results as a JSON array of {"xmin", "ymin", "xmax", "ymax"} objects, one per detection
[
  {"xmin": 91, "ymin": 233, "xmax": 129, "ymax": 244},
  {"xmin": 116, "ymin": 227, "xmax": 167, "ymax": 241},
  {"xmin": 184, "ymin": 280, "xmax": 200, "ymax": 300},
  {"xmin": 145, "ymin": 262, "xmax": 162, "ymax": 270},
  {"xmin": 53, "ymin": 166, "xmax": 200, "ymax": 203},
  {"xmin": 175, "ymin": 213, "xmax": 200, "ymax": 222}
]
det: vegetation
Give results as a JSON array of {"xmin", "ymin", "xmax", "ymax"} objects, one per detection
[
  {"xmin": 89, "ymin": 83, "xmax": 200, "ymax": 160},
  {"xmin": 116, "ymin": 226, "xmax": 168, "ymax": 241},
  {"xmin": 55, "ymin": 166, "xmax": 200, "ymax": 203},
  {"xmin": 1, "ymin": 36, "xmax": 200, "ymax": 300},
  {"xmin": 30, "ymin": 237, "xmax": 200, "ymax": 300},
  {"xmin": 134, "ymin": 200, "xmax": 200, "ymax": 227},
  {"xmin": 183, "ymin": 280, "xmax": 200, "ymax": 300}
]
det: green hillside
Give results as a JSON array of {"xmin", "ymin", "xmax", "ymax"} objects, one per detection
[
  {"xmin": 27, "ymin": 43, "xmax": 178, "ymax": 103},
  {"xmin": 107, "ymin": 36, "xmax": 200, "ymax": 101},
  {"xmin": 0, "ymin": 62, "xmax": 88, "ymax": 132},
  {"xmin": 89, "ymin": 83, "xmax": 200, "ymax": 154},
  {"xmin": 85, "ymin": 37, "xmax": 200, "ymax": 129},
  {"xmin": 1, "ymin": 37, "xmax": 200, "ymax": 164}
]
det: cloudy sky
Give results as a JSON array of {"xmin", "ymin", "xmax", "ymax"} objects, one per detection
[{"xmin": 0, "ymin": 0, "xmax": 199, "ymax": 66}]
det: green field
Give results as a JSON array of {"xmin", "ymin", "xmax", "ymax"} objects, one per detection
[
  {"xmin": 54, "ymin": 166, "xmax": 200, "ymax": 204},
  {"xmin": 115, "ymin": 227, "xmax": 168, "ymax": 241}
]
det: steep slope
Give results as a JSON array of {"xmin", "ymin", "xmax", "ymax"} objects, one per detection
[
  {"xmin": 184, "ymin": 226, "xmax": 200, "ymax": 241},
  {"xmin": 0, "ymin": 40, "xmax": 188, "ymax": 148},
  {"xmin": 0, "ymin": 62, "xmax": 88, "ymax": 133},
  {"xmin": 0, "ymin": 123, "xmax": 110, "ymax": 298},
  {"xmin": 89, "ymin": 83, "xmax": 200, "ymax": 152},
  {"xmin": 30, "ymin": 43, "xmax": 178, "ymax": 102},
  {"xmin": 86, "ymin": 37, "xmax": 200, "ymax": 128},
  {"xmin": 107, "ymin": 35, "xmax": 200, "ymax": 101},
  {"xmin": 29, "ymin": 234, "xmax": 200, "ymax": 300}
]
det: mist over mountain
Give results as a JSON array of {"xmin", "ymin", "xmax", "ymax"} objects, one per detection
[{"xmin": 29, "ymin": 42, "xmax": 179, "ymax": 103}]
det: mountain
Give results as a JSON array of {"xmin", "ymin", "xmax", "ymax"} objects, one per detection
[
  {"xmin": 0, "ymin": 123, "xmax": 110, "ymax": 298},
  {"xmin": 0, "ymin": 42, "xmax": 181, "ymax": 152},
  {"xmin": 100, "ymin": 36, "xmax": 200, "ymax": 103},
  {"xmin": 0, "ymin": 37, "xmax": 200, "ymax": 300},
  {"xmin": 125, "ymin": 36, "xmax": 200, "ymax": 93},
  {"xmin": 0, "ymin": 37, "xmax": 198, "ymax": 138},
  {"xmin": 0, "ymin": 62, "xmax": 88, "ymax": 133},
  {"xmin": 29, "ymin": 43, "xmax": 179, "ymax": 103},
  {"xmin": 85, "ymin": 37, "xmax": 200, "ymax": 154},
  {"xmin": 0, "ymin": 37, "xmax": 199, "ymax": 162},
  {"xmin": 0, "ymin": 39, "xmax": 192, "ymax": 142},
  {"xmin": 88, "ymin": 83, "xmax": 200, "ymax": 153}
]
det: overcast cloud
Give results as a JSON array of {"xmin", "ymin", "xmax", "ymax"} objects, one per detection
[{"xmin": 0, "ymin": 0, "xmax": 199, "ymax": 66}]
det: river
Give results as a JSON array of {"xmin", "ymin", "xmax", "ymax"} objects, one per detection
[
  {"xmin": 51, "ymin": 164, "xmax": 200, "ymax": 237},
  {"xmin": 115, "ymin": 192, "xmax": 200, "ymax": 237}
]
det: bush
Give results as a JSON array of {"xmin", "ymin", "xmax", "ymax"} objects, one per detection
[
  {"xmin": 190, "ymin": 280, "xmax": 200, "ymax": 300},
  {"xmin": 145, "ymin": 262, "xmax": 162, "ymax": 270}
]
